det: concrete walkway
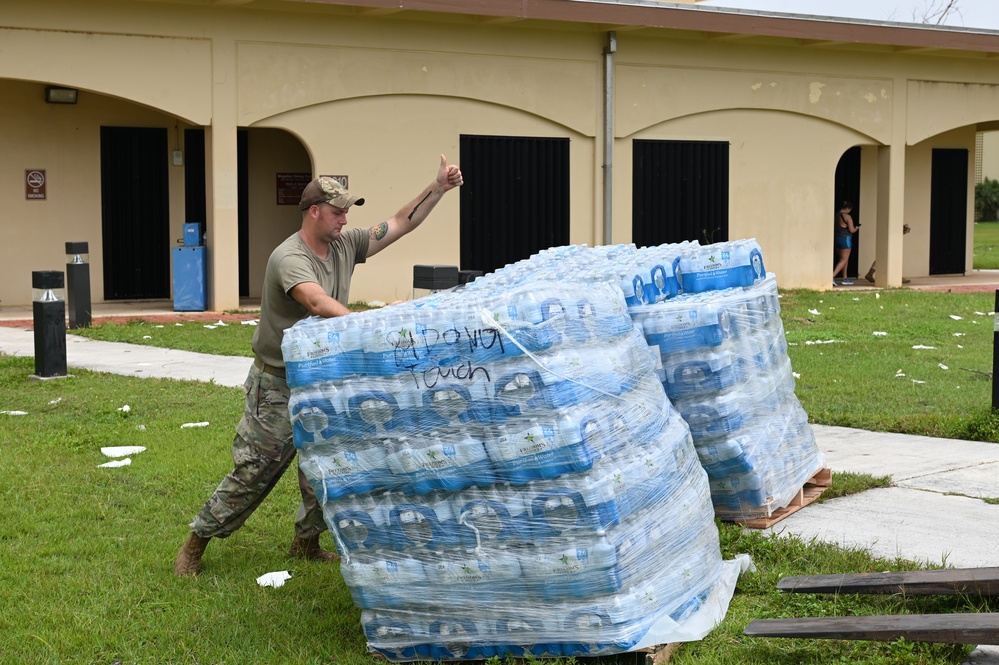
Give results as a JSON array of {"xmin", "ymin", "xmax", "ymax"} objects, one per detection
[{"xmin": 1, "ymin": 323, "xmax": 998, "ymax": 662}]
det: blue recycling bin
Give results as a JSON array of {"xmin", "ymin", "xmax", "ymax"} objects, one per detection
[{"xmin": 172, "ymin": 245, "xmax": 206, "ymax": 311}]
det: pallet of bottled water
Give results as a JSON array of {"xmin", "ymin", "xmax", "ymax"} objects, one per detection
[
  {"xmin": 630, "ymin": 273, "xmax": 826, "ymax": 521},
  {"xmin": 464, "ymin": 239, "xmax": 825, "ymax": 522},
  {"xmin": 284, "ymin": 280, "xmax": 729, "ymax": 661}
]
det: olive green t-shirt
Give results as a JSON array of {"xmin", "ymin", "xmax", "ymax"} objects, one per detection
[{"xmin": 251, "ymin": 228, "xmax": 369, "ymax": 368}]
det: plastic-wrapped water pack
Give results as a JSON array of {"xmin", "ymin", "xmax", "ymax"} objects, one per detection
[
  {"xmin": 633, "ymin": 273, "xmax": 825, "ymax": 520},
  {"xmin": 467, "ymin": 238, "xmax": 822, "ymax": 521},
  {"xmin": 284, "ymin": 280, "xmax": 730, "ymax": 661}
]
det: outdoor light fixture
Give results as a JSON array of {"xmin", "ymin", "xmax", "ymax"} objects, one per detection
[{"xmin": 45, "ymin": 86, "xmax": 78, "ymax": 104}]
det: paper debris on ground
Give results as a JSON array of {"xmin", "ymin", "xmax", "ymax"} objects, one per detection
[
  {"xmin": 101, "ymin": 446, "xmax": 146, "ymax": 458},
  {"xmin": 48, "ymin": 397, "xmax": 62, "ymax": 405},
  {"xmin": 895, "ymin": 370, "xmax": 906, "ymax": 377},
  {"xmin": 256, "ymin": 571, "xmax": 292, "ymax": 588},
  {"xmin": 954, "ymin": 333, "xmax": 966, "ymax": 337},
  {"xmin": 240, "ymin": 319, "xmax": 258, "ymax": 326},
  {"xmin": 912, "ymin": 345, "xmax": 936, "ymax": 350},
  {"xmin": 808, "ymin": 309, "xmax": 821, "ymax": 316},
  {"xmin": 1, "ymin": 410, "xmax": 27, "ymax": 415},
  {"xmin": 792, "ymin": 372, "xmax": 801, "ymax": 379},
  {"xmin": 117, "ymin": 405, "xmax": 131, "ymax": 413},
  {"xmin": 939, "ymin": 364, "xmax": 949, "ymax": 370},
  {"xmin": 215, "ymin": 320, "xmax": 228, "ymax": 327},
  {"xmin": 805, "ymin": 340, "xmax": 837, "ymax": 345},
  {"xmin": 181, "ymin": 421, "xmax": 210, "ymax": 428},
  {"xmin": 204, "ymin": 325, "xmax": 217, "ymax": 330},
  {"xmin": 99, "ymin": 458, "xmax": 132, "ymax": 468},
  {"xmin": 950, "ymin": 315, "xmax": 963, "ymax": 320},
  {"xmin": 873, "ymin": 331, "xmax": 888, "ymax": 336},
  {"xmin": 912, "ymin": 379, "xmax": 926, "ymax": 384}
]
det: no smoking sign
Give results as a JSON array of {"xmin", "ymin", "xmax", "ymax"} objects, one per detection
[{"xmin": 25, "ymin": 169, "xmax": 46, "ymax": 200}]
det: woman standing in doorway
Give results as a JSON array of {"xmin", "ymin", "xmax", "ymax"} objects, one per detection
[{"xmin": 833, "ymin": 201, "xmax": 858, "ymax": 286}]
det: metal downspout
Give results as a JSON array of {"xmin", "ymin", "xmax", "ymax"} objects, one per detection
[{"xmin": 603, "ymin": 31, "xmax": 616, "ymax": 246}]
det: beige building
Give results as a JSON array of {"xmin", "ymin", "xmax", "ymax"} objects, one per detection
[{"xmin": 2, "ymin": 0, "xmax": 998, "ymax": 309}]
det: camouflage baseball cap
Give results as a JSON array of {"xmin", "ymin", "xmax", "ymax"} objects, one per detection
[{"xmin": 299, "ymin": 176, "xmax": 365, "ymax": 210}]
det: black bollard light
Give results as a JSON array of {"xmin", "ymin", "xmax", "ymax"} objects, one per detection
[
  {"xmin": 32, "ymin": 270, "xmax": 67, "ymax": 379},
  {"xmin": 65, "ymin": 241, "xmax": 92, "ymax": 329}
]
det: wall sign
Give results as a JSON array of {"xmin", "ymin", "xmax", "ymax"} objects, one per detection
[
  {"xmin": 25, "ymin": 169, "xmax": 46, "ymax": 200},
  {"xmin": 276, "ymin": 173, "xmax": 312, "ymax": 205}
]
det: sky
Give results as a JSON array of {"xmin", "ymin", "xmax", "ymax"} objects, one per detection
[{"xmin": 698, "ymin": 0, "xmax": 999, "ymax": 30}]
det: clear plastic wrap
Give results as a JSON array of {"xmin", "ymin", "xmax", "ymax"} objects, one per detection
[
  {"xmin": 284, "ymin": 280, "xmax": 728, "ymax": 661},
  {"xmin": 633, "ymin": 273, "xmax": 825, "ymax": 520}
]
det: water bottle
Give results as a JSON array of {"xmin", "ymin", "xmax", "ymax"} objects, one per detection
[{"xmin": 340, "ymin": 551, "xmax": 428, "ymax": 609}]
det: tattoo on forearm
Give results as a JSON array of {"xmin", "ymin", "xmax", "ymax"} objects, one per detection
[
  {"xmin": 370, "ymin": 221, "xmax": 388, "ymax": 241},
  {"xmin": 407, "ymin": 191, "xmax": 433, "ymax": 221}
]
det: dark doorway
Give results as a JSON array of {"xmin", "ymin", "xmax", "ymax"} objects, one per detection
[
  {"xmin": 459, "ymin": 135, "xmax": 570, "ymax": 275},
  {"xmin": 100, "ymin": 126, "xmax": 170, "ymax": 300},
  {"xmin": 834, "ymin": 147, "xmax": 862, "ymax": 278},
  {"xmin": 632, "ymin": 140, "xmax": 729, "ymax": 247},
  {"xmin": 184, "ymin": 128, "xmax": 250, "ymax": 297},
  {"xmin": 930, "ymin": 148, "xmax": 968, "ymax": 275}
]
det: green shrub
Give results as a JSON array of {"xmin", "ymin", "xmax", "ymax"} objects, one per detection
[{"xmin": 975, "ymin": 177, "xmax": 999, "ymax": 221}]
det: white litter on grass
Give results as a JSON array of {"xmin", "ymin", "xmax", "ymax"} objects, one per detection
[
  {"xmin": 1, "ymin": 410, "xmax": 27, "ymax": 415},
  {"xmin": 142, "ymin": 335, "xmax": 152, "ymax": 339},
  {"xmin": 215, "ymin": 320, "xmax": 228, "ymax": 327},
  {"xmin": 875, "ymin": 293, "xmax": 880, "ymax": 299},
  {"xmin": 895, "ymin": 370, "xmax": 906, "ymax": 378},
  {"xmin": 912, "ymin": 345, "xmax": 936, "ymax": 350},
  {"xmin": 240, "ymin": 320, "xmax": 258, "ymax": 326},
  {"xmin": 792, "ymin": 372, "xmax": 801, "ymax": 379},
  {"xmin": 939, "ymin": 364, "xmax": 949, "ymax": 370},
  {"xmin": 958, "ymin": 345, "xmax": 964, "ymax": 349},
  {"xmin": 912, "ymin": 379, "xmax": 926, "ymax": 384},
  {"xmin": 137, "ymin": 424, "xmax": 147, "ymax": 431},
  {"xmin": 805, "ymin": 340, "xmax": 838, "ymax": 345},
  {"xmin": 256, "ymin": 571, "xmax": 292, "ymax": 588},
  {"xmin": 852, "ymin": 298, "xmax": 860, "ymax": 301},
  {"xmin": 117, "ymin": 405, "xmax": 131, "ymax": 413},
  {"xmin": 101, "ymin": 446, "xmax": 146, "ymax": 458},
  {"xmin": 181, "ymin": 421, "xmax": 210, "ymax": 428},
  {"xmin": 175, "ymin": 323, "xmax": 184, "ymax": 326},
  {"xmin": 99, "ymin": 458, "xmax": 131, "ymax": 468},
  {"xmin": 808, "ymin": 309, "xmax": 821, "ymax": 316},
  {"xmin": 950, "ymin": 315, "xmax": 963, "ymax": 320},
  {"xmin": 873, "ymin": 331, "xmax": 888, "ymax": 336},
  {"xmin": 155, "ymin": 325, "xmax": 164, "ymax": 329},
  {"xmin": 976, "ymin": 312, "xmax": 988, "ymax": 316},
  {"xmin": 954, "ymin": 333, "xmax": 966, "ymax": 337},
  {"xmin": 204, "ymin": 325, "xmax": 217, "ymax": 330},
  {"xmin": 48, "ymin": 398, "xmax": 62, "ymax": 405}
]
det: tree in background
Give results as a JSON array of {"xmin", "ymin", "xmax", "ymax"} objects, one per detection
[{"xmin": 975, "ymin": 177, "xmax": 999, "ymax": 222}]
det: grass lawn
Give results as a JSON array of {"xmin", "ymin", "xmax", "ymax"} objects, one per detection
[{"xmin": 6, "ymin": 291, "xmax": 999, "ymax": 663}]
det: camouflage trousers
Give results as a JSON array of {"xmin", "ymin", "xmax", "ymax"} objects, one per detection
[{"xmin": 190, "ymin": 362, "xmax": 326, "ymax": 540}]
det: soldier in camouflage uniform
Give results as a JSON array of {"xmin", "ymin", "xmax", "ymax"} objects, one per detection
[{"xmin": 175, "ymin": 155, "xmax": 463, "ymax": 576}]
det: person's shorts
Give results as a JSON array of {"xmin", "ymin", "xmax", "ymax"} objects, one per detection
[{"xmin": 835, "ymin": 235, "xmax": 852, "ymax": 250}]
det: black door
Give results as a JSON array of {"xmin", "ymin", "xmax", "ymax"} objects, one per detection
[
  {"xmin": 184, "ymin": 128, "xmax": 250, "ymax": 297},
  {"xmin": 835, "ymin": 147, "xmax": 862, "ymax": 278},
  {"xmin": 930, "ymin": 148, "xmax": 968, "ymax": 275},
  {"xmin": 632, "ymin": 140, "xmax": 729, "ymax": 247},
  {"xmin": 101, "ymin": 127, "xmax": 170, "ymax": 300},
  {"xmin": 459, "ymin": 135, "xmax": 570, "ymax": 275}
]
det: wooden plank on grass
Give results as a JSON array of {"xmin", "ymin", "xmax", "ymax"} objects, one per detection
[
  {"xmin": 777, "ymin": 567, "xmax": 999, "ymax": 596},
  {"xmin": 744, "ymin": 614, "xmax": 999, "ymax": 644}
]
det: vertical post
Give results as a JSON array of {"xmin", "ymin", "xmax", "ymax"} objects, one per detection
[
  {"xmin": 65, "ymin": 241, "xmax": 92, "ymax": 329},
  {"xmin": 31, "ymin": 270, "xmax": 67, "ymax": 378},
  {"xmin": 993, "ymin": 290, "xmax": 999, "ymax": 411}
]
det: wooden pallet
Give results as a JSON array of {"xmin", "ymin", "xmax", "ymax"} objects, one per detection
[{"xmin": 725, "ymin": 468, "xmax": 832, "ymax": 529}]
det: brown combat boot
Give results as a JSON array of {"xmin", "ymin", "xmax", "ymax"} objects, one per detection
[
  {"xmin": 289, "ymin": 535, "xmax": 340, "ymax": 562},
  {"xmin": 174, "ymin": 532, "xmax": 211, "ymax": 577}
]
